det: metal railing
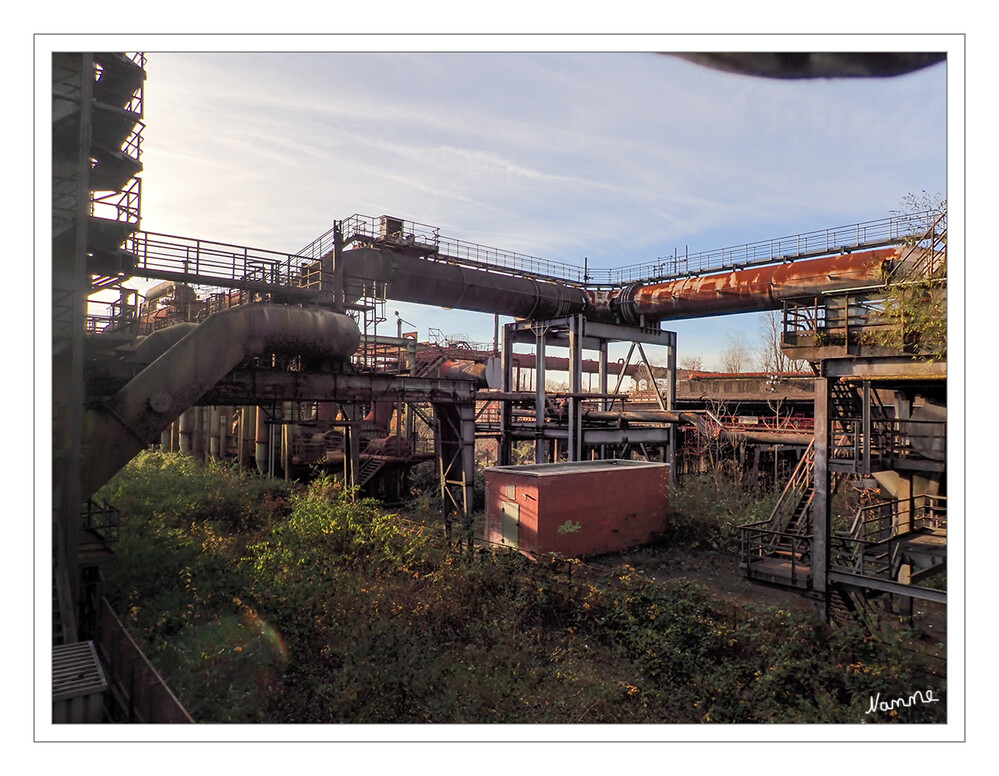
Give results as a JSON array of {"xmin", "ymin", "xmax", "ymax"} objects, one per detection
[
  {"xmin": 126, "ymin": 230, "xmax": 318, "ymax": 290},
  {"xmin": 322, "ymin": 211, "xmax": 937, "ymax": 288},
  {"xmin": 716, "ymin": 413, "xmax": 815, "ymax": 434},
  {"xmin": 739, "ymin": 524, "xmax": 811, "ymax": 586},
  {"xmin": 120, "ymin": 210, "xmax": 938, "ymax": 306},
  {"xmin": 588, "ymin": 211, "xmax": 939, "ymax": 286},
  {"xmin": 81, "ymin": 498, "xmax": 121, "ymax": 546},
  {"xmin": 767, "ymin": 438, "xmax": 815, "ymax": 533},
  {"xmin": 738, "ymin": 440, "xmax": 815, "ymax": 581},
  {"xmin": 91, "ymin": 176, "xmax": 141, "ymax": 226},
  {"xmin": 830, "ymin": 494, "xmax": 947, "ymax": 579},
  {"xmin": 783, "ymin": 293, "xmax": 899, "ymax": 345},
  {"xmin": 830, "ymin": 417, "xmax": 946, "ymax": 469},
  {"xmin": 329, "ymin": 214, "xmax": 590, "ymax": 284},
  {"xmin": 885, "ymin": 212, "xmax": 947, "ymax": 285}
]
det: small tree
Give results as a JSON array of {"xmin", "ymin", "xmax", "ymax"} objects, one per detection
[
  {"xmin": 680, "ymin": 354, "xmax": 703, "ymax": 372},
  {"xmin": 878, "ymin": 194, "xmax": 947, "ymax": 361},
  {"xmin": 721, "ymin": 333, "xmax": 750, "ymax": 373},
  {"xmin": 756, "ymin": 310, "xmax": 807, "ymax": 374}
]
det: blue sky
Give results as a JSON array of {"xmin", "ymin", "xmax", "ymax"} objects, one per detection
[{"xmin": 133, "ymin": 46, "xmax": 947, "ymax": 369}]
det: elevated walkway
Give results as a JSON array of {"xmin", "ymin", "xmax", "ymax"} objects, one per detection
[{"xmin": 101, "ymin": 210, "xmax": 939, "ymax": 310}]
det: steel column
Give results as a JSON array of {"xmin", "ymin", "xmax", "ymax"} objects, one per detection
[
  {"xmin": 535, "ymin": 325, "xmax": 547, "ymax": 464},
  {"xmin": 813, "ymin": 378, "xmax": 831, "ymax": 618}
]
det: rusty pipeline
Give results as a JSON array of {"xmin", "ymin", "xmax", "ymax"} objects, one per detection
[
  {"xmin": 589, "ymin": 247, "xmax": 896, "ymax": 324},
  {"xmin": 338, "ymin": 244, "xmax": 897, "ymax": 325},
  {"xmin": 438, "ymin": 359, "xmax": 489, "ymax": 385}
]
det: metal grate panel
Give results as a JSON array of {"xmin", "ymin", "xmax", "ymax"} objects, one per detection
[{"xmin": 53, "ymin": 641, "xmax": 107, "ymax": 723}]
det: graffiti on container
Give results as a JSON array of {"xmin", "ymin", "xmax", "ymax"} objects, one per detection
[{"xmin": 557, "ymin": 520, "xmax": 582, "ymax": 534}]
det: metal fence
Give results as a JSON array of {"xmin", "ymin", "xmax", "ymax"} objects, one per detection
[{"xmin": 98, "ymin": 599, "xmax": 194, "ymax": 723}]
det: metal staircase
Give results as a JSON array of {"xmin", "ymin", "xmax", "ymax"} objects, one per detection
[
  {"xmin": 355, "ymin": 455, "xmax": 388, "ymax": 490},
  {"xmin": 739, "ymin": 440, "xmax": 816, "ymax": 588}
]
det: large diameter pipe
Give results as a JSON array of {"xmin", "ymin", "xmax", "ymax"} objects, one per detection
[
  {"xmin": 123, "ymin": 322, "xmax": 199, "ymax": 365},
  {"xmin": 438, "ymin": 359, "xmax": 489, "ymax": 386},
  {"xmin": 339, "ymin": 247, "xmax": 589, "ymax": 320},
  {"xmin": 592, "ymin": 248, "xmax": 896, "ymax": 324},
  {"xmin": 81, "ymin": 304, "xmax": 361, "ymax": 500},
  {"xmin": 341, "ymin": 244, "xmax": 896, "ymax": 325}
]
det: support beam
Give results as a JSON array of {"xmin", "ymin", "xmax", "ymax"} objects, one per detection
[
  {"xmin": 829, "ymin": 573, "xmax": 947, "ymax": 605},
  {"xmin": 813, "ymin": 378, "xmax": 831, "ymax": 610}
]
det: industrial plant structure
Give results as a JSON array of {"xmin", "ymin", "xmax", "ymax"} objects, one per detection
[{"xmin": 50, "ymin": 52, "xmax": 947, "ymax": 722}]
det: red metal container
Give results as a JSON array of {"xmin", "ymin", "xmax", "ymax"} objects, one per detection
[{"xmin": 484, "ymin": 460, "xmax": 670, "ymax": 558}]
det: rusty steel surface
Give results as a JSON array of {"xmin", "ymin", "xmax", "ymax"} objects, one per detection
[
  {"xmin": 438, "ymin": 359, "xmax": 489, "ymax": 385},
  {"xmin": 339, "ymin": 245, "xmax": 897, "ymax": 324},
  {"xmin": 588, "ymin": 247, "xmax": 897, "ymax": 323}
]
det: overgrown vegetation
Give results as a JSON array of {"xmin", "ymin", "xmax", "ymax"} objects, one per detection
[
  {"xmin": 97, "ymin": 451, "xmax": 945, "ymax": 725},
  {"xmin": 668, "ymin": 466, "xmax": 782, "ymax": 553},
  {"xmin": 876, "ymin": 193, "xmax": 947, "ymax": 361},
  {"xmin": 877, "ymin": 262, "xmax": 947, "ymax": 360}
]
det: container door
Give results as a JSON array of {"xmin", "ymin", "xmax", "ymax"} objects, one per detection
[{"xmin": 500, "ymin": 501, "xmax": 520, "ymax": 547}]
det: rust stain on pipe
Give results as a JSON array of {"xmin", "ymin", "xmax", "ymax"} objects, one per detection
[
  {"xmin": 337, "ymin": 243, "xmax": 896, "ymax": 325},
  {"xmin": 438, "ymin": 359, "xmax": 489, "ymax": 386},
  {"xmin": 590, "ymin": 247, "xmax": 897, "ymax": 323}
]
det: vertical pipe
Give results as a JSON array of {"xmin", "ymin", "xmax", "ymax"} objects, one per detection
[
  {"xmin": 192, "ymin": 407, "xmax": 205, "ymax": 459},
  {"xmin": 862, "ymin": 382, "xmax": 871, "ymax": 475},
  {"xmin": 500, "ymin": 323, "xmax": 513, "ymax": 465},
  {"xmin": 535, "ymin": 328, "xmax": 546, "ymax": 464},
  {"xmin": 574, "ymin": 319, "xmax": 583, "ymax": 460},
  {"xmin": 209, "ymin": 406, "xmax": 220, "ymax": 459},
  {"xmin": 255, "ymin": 407, "xmax": 269, "ymax": 475},
  {"xmin": 221, "ymin": 406, "xmax": 233, "ymax": 460},
  {"xmin": 460, "ymin": 401, "xmax": 476, "ymax": 545},
  {"xmin": 203, "ymin": 407, "xmax": 212, "ymax": 462},
  {"xmin": 598, "ymin": 341, "xmax": 608, "ymax": 460},
  {"xmin": 666, "ymin": 334, "xmax": 677, "ymax": 489},
  {"xmin": 237, "ymin": 407, "xmax": 246, "ymax": 466},
  {"xmin": 178, "ymin": 409, "xmax": 194, "ymax": 454},
  {"xmin": 281, "ymin": 402, "xmax": 289, "ymax": 479},
  {"xmin": 813, "ymin": 378, "xmax": 830, "ymax": 616},
  {"xmin": 269, "ymin": 422, "xmax": 276, "ymax": 478},
  {"xmin": 347, "ymin": 408, "xmax": 361, "ymax": 490},
  {"xmin": 568, "ymin": 315, "xmax": 582, "ymax": 462}
]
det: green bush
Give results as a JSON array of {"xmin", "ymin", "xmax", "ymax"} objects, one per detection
[
  {"xmin": 668, "ymin": 469, "xmax": 781, "ymax": 553},
  {"xmin": 98, "ymin": 452, "xmax": 946, "ymax": 725}
]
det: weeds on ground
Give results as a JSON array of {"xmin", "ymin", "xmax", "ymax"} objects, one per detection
[
  {"xmin": 97, "ymin": 452, "xmax": 946, "ymax": 725},
  {"xmin": 668, "ymin": 466, "xmax": 781, "ymax": 553}
]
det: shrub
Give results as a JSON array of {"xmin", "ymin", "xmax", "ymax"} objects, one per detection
[{"xmin": 98, "ymin": 453, "xmax": 946, "ymax": 725}]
